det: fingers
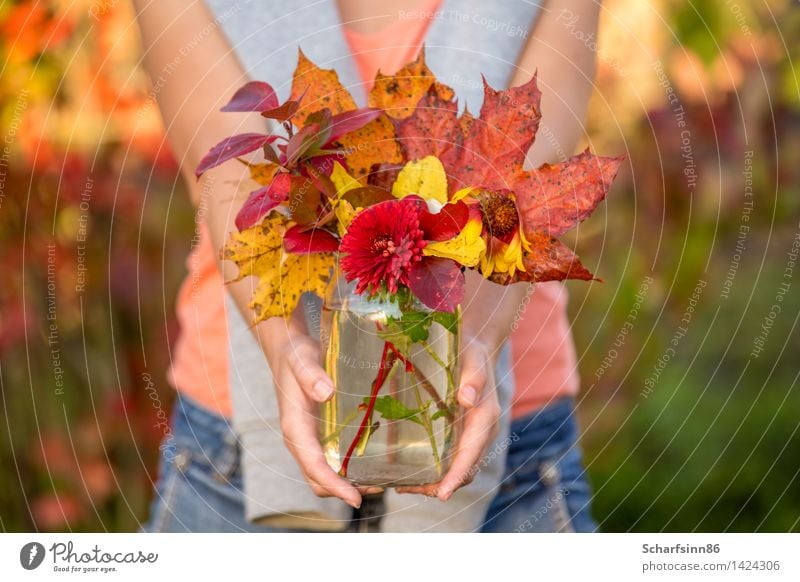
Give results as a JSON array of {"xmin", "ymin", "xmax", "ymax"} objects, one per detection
[
  {"xmin": 357, "ymin": 486, "xmax": 385, "ymax": 495},
  {"xmin": 397, "ymin": 342, "xmax": 499, "ymax": 500},
  {"xmin": 281, "ymin": 407, "xmax": 363, "ymax": 508},
  {"xmin": 457, "ymin": 341, "xmax": 489, "ymax": 409},
  {"xmin": 271, "ymin": 331, "xmax": 363, "ymax": 507},
  {"xmin": 286, "ymin": 340, "xmax": 334, "ymax": 403},
  {"xmin": 395, "ymin": 483, "xmax": 439, "ymax": 497},
  {"xmin": 434, "ymin": 400, "xmax": 499, "ymax": 500},
  {"xmin": 307, "ymin": 483, "xmax": 381, "ymax": 498},
  {"xmin": 397, "ymin": 387, "xmax": 500, "ymax": 501}
]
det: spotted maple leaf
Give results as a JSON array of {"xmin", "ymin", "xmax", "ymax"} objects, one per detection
[
  {"xmin": 289, "ymin": 50, "xmax": 402, "ymax": 181},
  {"xmin": 389, "ymin": 50, "xmax": 623, "ymax": 283},
  {"xmin": 222, "ymin": 213, "xmax": 334, "ymax": 322}
]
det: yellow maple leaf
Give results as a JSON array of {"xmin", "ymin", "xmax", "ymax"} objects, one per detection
[
  {"xmin": 330, "ymin": 162, "xmax": 361, "ymax": 195},
  {"xmin": 334, "ymin": 199, "xmax": 356, "ymax": 236},
  {"xmin": 222, "ymin": 214, "xmax": 335, "ymax": 322},
  {"xmin": 330, "ymin": 162, "xmax": 361, "ymax": 235},
  {"xmin": 266, "ymin": 252, "xmax": 336, "ymax": 320},
  {"xmin": 241, "ymin": 161, "xmax": 280, "ymax": 186},
  {"xmin": 222, "ymin": 215, "xmax": 285, "ymax": 281}
]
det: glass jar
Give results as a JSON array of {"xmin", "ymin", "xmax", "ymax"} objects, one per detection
[{"xmin": 320, "ymin": 275, "xmax": 460, "ymax": 487}]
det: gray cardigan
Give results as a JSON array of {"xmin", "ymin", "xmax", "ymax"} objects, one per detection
[{"xmin": 204, "ymin": 0, "xmax": 541, "ymax": 531}]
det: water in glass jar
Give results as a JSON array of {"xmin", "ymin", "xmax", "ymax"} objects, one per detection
[{"xmin": 320, "ymin": 301, "xmax": 459, "ymax": 487}]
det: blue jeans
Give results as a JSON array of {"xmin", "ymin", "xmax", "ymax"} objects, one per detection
[
  {"xmin": 481, "ymin": 398, "xmax": 597, "ymax": 532},
  {"xmin": 142, "ymin": 394, "xmax": 288, "ymax": 532},
  {"xmin": 144, "ymin": 394, "xmax": 595, "ymax": 532}
]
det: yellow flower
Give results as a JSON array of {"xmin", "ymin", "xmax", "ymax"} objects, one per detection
[
  {"xmin": 330, "ymin": 162, "xmax": 362, "ymax": 236},
  {"xmin": 391, "ymin": 156, "xmax": 448, "ymax": 204},
  {"xmin": 330, "ymin": 162, "xmax": 361, "ymax": 195},
  {"xmin": 474, "ymin": 190, "xmax": 531, "ymax": 278},
  {"xmin": 424, "ymin": 212, "xmax": 486, "ymax": 267},
  {"xmin": 479, "ymin": 229, "xmax": 531, "ymax": 278},
  {"xmin": 451, "ymin": 186, "xmax": 476, "ymax": 202},
  {"xmin": 334, "ymin": 199, "xmax": 356, "ymax": 236}
]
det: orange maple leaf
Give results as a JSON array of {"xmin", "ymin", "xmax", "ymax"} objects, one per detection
[
  {"xmin": 288, "ymin": 50, "xmax": 402, "ymax": 182},
  {"xmin": 368, "ymin": 50, "xmax": 454, "ymax": 120}
]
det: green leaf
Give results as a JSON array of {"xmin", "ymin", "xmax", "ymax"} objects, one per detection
[
  {"xmin": 432, "ymin": 310, "xmax": 459, "ymax": 334},
  {"xmin": 385, "ymin": 308, "xmax": 459, "ymax": 345},
  {"xmin": 398, "ymin": 311, "xmax": 432, "ymax": 342},
  {"xmin": 376, "ymin": 325, "xmax": 411, "ymax": 353},
  {"xmin": 367, "ymin": 395, "xmax": 425, "ymax": 425},
  {"xmin": 431, "ymin": 407, "xmax": 454, "ymax": 421}
]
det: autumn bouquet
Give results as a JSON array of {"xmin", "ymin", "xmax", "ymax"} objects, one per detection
[{"xmin": 195, "ymin": 50, "xmax": 621, "ymax": 486}]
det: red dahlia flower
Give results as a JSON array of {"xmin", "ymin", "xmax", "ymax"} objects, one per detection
[
  {"xmin": 339, "ymin": 198, "xmax": 426, "ymax": 295},
  {"xmin": 340, "ymin": 197, "xmax": 466, "ymax": 311}
]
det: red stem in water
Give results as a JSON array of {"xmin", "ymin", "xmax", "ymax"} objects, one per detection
[
  {"xmin": 385, "ymin": 342, "xmax": 453, "ymax": 421},
  {"xmin": 385, "ymin": 343, "xmax": 414, "ymax": 372},
  {"xmin": 339, "ymin": 341, "xmax": 392, "ymax": 478}
]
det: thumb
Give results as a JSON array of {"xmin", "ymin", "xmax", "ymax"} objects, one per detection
[
  {"xmin": 457, "ymin": 341, "xmax": 489, "ymax": 409},
  {"xmin": 286, "ymin": 341, "xmax": 334, "ymax": 402}
]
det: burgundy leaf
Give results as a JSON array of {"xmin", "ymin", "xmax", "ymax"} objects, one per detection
[
  {"xmin": 304, "ymin": 153, "xmax": 344, "ymax": 177},
  {"xmin": 301, "ymin": 160, "xmax": 338, "ymax": 199},
  {"xmin": 285, "ymin": 123, "xmax": 324, "ymax": 166},
  {"xmin": 235, "ymin": 173, "xmax": 291, "ymax": 230},
  {"xmin": 367, "ymin": 163, "xmax": 403, "ymax": 191},
  {"xmin": 261, "ymin": 99, "xmax": 302, "ymax": 122},
  {"xmin": 327, "ymin": 108, "xmax": 383, "ymax": 143},
  {"xmin": 221, "ymin": 81, "xmax": 279, "ymax": 112},
  {"xmin": 418, "ymin": 200, "xmax": 468, "ymax": 241},
  {"xmin": 288, "ymin": 177, "xmax": 322, "ymax": 225},
  {"xmin": 341, "ymin": 186, "xmax": 394, "ymax": 208},
  {"xmin": 408, "ymin": 257, "xmax": 465, "ymax": 312},
  {"xmin": 195, "ymin": 133, "xmax": 279, "ymax": 178},
  {"xmin": 262, "ymin": 143, "xmax": 281, "ymax": 164},
  {"xmin": 283, "ymin": 224, "xmax": 340, "ymax": 253}
]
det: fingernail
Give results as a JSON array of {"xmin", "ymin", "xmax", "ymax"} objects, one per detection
[
  {"xmin": 348, "ymin": 499, "xmax": 361, "ymax": 509},
  {"xmin": 460, "ymin": 385, "xmax": 477, "ymax": 407},
  {"xmin": 313, "ymin": 379, "xmax": 334, "ymax": 401}
]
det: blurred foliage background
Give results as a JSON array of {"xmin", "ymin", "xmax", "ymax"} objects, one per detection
[{"xmin": 0, "ymin": 0, "xmax": 798, "ymax": 532}]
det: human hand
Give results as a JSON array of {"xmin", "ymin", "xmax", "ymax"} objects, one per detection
[
  {"xmin": 396, "ymin": 338, "xmax": 501, "ymax": 501},
  {"xmin": 261, "ymin": 319, "xmax": 384, "ymax": 509}
]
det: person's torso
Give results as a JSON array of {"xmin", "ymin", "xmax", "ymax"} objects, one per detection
[{"xmin": 168, "ymin": 0, "xmax": 578, "ymax": 419}]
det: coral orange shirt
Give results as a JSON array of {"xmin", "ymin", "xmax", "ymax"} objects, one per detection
[
  {"xmin": 168, "ymin": 0, "xmax": 579, "ymax": 419},
  {"xmin": 168, "ymin": 221, "xmax": 231, "ymax": 415}
]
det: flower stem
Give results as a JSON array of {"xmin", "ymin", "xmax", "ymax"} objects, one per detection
[
  {"xmin": 320, "ymin": 405, "xmax": 364, "ymax": 447},
  {"xmin": 421, "ymin": 340, "xmax": 456, "ymax": 391},
  {"xmin": 339, "ymin": 342, "xmax": 394, "ymax": 478},
  {"xmin": 412, "ymin": 382, "xmax": 441, "ymax": 474},
  {"xmin": 385, "ymin": 342, "xmax": 454, "ymax": 422},
  {"xmin": 420, "ymin": 339, "xmax": 457, "ymax": 413},
  {"xmin": 355, "ymin": 362, "xmax": 400, "ymax": 457}
]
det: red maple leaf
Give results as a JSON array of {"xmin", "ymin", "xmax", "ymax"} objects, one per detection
[{"xmin": 390, "ymin": 52, "xmax": 623, "ymax": 283}]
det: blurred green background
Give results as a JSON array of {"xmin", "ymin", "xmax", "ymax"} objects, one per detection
[{"xmin": 0, "ymin": 0, "xmax": 798, "ymax": 532}]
